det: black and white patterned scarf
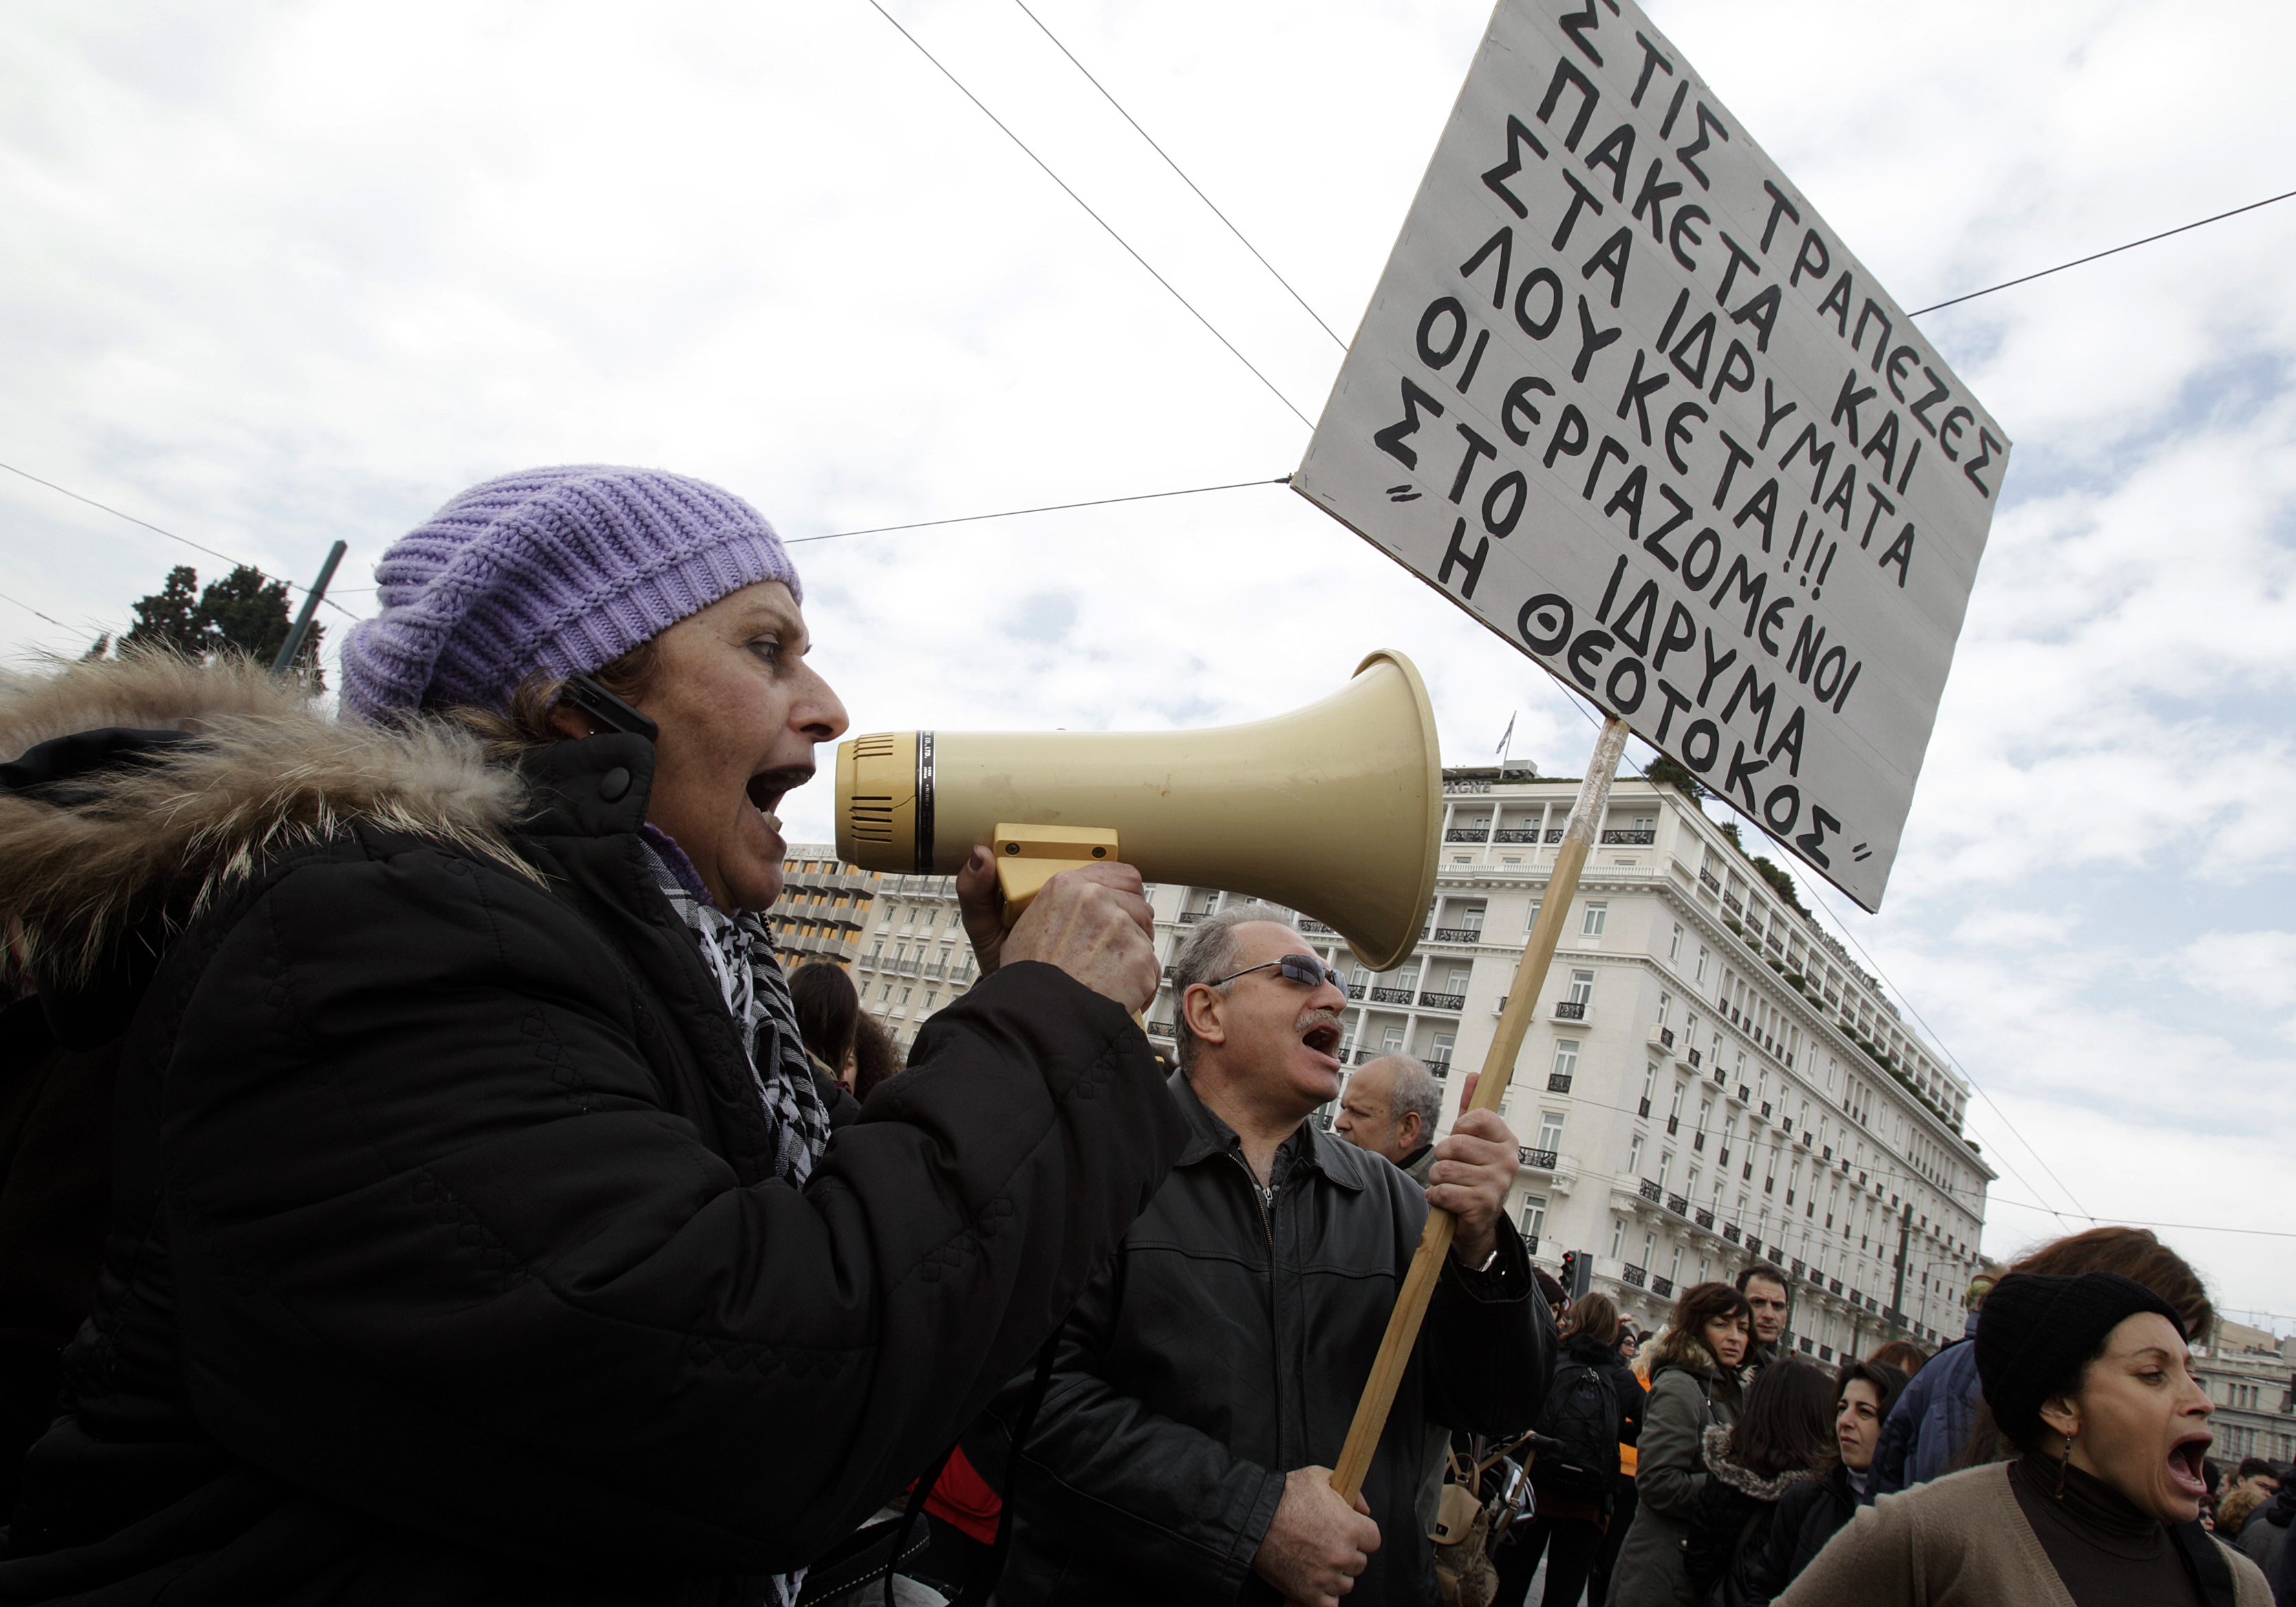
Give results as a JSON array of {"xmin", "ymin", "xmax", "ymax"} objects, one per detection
[
  {"xmin": 641, "ymin": 832, "xmax": 832, "ymax": 1186},
  {"xmin": 641, "ymin": 835, "xmax": 831, "ymax": 1607}
]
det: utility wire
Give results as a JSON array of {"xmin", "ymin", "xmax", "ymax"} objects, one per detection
[
  {"xmin": 1986, "ymin": 1195, "xmax": 2296, "ymax": 1242},
  {"xmin": 789, "ymin": 474, "xmax": 1290, "ymax": 544},
  {"xmin": 0, "ymin": 589, "xmax": 75, "ymax": 632},
  {"xmin": 859, "ymin": 0, "xmax": 1313, "ymax": 429},
  {"xmin": 1907, "ymin": 187, "xmax": 2296, "ymax": 317},
  {"xmin": 0, "ymin": 458, "xmax": 359, "ymax": 621},
  {"xmin": 1008, "ymin": 0, "xmax": 1348, "ymax": 351}
]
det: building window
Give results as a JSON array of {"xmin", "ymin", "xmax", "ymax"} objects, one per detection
[
  {"xmin": 1382, "ymin": 1026, "xmax": 1406, "ymax": 1053},
  {"xmin": 1695, "ymin": 946, "xmax": 1710, "ymax": 982},
  {"xmin": 1554, "ymin": 1040, "xmax": 1580, "ymax": 1079},
  {"xmin": 1627, "ymin": 1136, "xmax": 1644, "ymax": 1176},
  {"xmin": 1524, "ymin": 898, "xmax": 1543, "ymax": 931},
  {"xmin": 1567, "ymin": 970, "xmax": 1595, "ymax": 1006},
  {"xmin": 1448, "ymin": 964, "xmax": 1474, "ymax": 993},
  {"xmin": 1538, "ymin": 1110, "xmax": 1566, "ymax": 1150},
  {"xmin": 1658, "ymin": 1152, "xmax": 1673, "ymax": 1188},
  {"xmin": 1433, "ymin": 1032, "xmax": 1456, "ymax": 1065},
  {"xmin": 1641, "ymin": 1231, "xmax": 1657, "ymax": 1268},
  {"xmin": 1609, "ymin": 1218, "xmax": 1626, "ymax": 1258},
  {"xmin": 1658, "ymin": 991, "xmax": 1673, "ymax": 1025},
  {"xmin": 1522, "ymin": 1194, "xmax": 1549, "ymax": 1240},
  {"xmin": 1582, "ymin": 903, "xmax": 1609, "ymax": 936},
  {"xmin": 1669, "ymin": 923, "xmax": 1685, "ymax": 960}
]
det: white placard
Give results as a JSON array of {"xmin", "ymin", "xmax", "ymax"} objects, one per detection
[{"xmin": 1295, "ymin": 0, "xmax": 2010, "ymax": 910}]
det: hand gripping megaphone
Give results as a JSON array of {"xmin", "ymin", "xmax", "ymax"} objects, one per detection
[{"xmin": 833, "ymin": 650, "xmax": 1444, "ymax": 971}]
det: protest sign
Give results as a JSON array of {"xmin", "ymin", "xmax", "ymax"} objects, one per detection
[{"xmin": 1294, "ymin": 0, "xmax": 2010, "ymax": 910}]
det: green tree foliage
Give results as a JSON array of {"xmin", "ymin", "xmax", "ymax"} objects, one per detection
[
  {"xmin": 1643, "ymin": 755, "xmax": 1708, "ymax": 801},
  {"xmin": 111, "ymin": 564, "xmax": 324, "ymax": 686},
  {"xmin": 122, "ymin": 565, "xmax": 204, "ymax": 656},
  {"xmin": 1748, "ymin": 854, "xmax": 1808, "ymax": 916}
]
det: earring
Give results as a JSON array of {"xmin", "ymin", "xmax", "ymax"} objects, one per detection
[{"xmin": 2054, "ymin": 1428, "xmax": 2076, "ymax": 1500}]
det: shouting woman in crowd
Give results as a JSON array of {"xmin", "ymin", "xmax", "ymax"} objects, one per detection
[
  {"xmin": 1777, "ymin": 1271, "xmax": 2271, "ymax": 1606},
  {"xmin": 1609, "ymin": 1281, "xmax": 1752, "ymax": 1606},
  {"xmin": 0, "ymin": 466, "xmax": 1181, "ymax": 1604},
  {"xmin": 1735, "ymin": 1358, "xmax": 1907, "ymax": 1604}
]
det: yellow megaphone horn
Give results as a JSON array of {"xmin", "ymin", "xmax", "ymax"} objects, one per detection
[{"xmin": 833, "ymin": 650, "xmax": 1444, "ymax": 972}]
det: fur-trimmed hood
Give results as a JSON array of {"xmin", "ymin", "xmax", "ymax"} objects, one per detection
[
  {"xmin": 1, "ymin": 653, "xmax": 528, "ymax": 983},
  {"xmin": 1701, "ymin": 1423, "xmax": 1821, "ymax": 1502}
]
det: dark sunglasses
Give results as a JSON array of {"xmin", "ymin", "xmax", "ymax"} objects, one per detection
[{"xmin": 1207, "ymin": 953, "xmax": 1349, "ymax": 992}]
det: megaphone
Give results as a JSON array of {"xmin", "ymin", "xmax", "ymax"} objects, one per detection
[{"xmin": 834, "ymin": 650, "xmax": 1444, "ymax": 972}]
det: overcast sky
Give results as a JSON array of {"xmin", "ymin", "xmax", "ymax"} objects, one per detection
[{"xmin": 6, "ymin": 0, "xmax": 2293, "ymax": 1328}]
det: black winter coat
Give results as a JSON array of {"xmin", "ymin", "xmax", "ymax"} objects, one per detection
[
  {"xmin": 1541, "ymin": 1330, "xmax": 1646, "ymax": 1482},
  {"xmin": 1680, "ymin": 1427, "xmax": 1818, "ymax": 1607},
  {"xmin": 1732, "ymin": 1462, "xmax": 1858, "ymax": 1606},
  {"xmin": 993, "ymin": 1072, "xmax": 1551, "ymax": 1606},
  {"xmin": 0, "ymin": 668, "xmax": 1185, "ymax": 1606}
]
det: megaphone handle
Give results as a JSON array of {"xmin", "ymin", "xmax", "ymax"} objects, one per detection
[{"xmin": 1325, "ymin": 714, "xmax": 1631, "ymax": 1506}]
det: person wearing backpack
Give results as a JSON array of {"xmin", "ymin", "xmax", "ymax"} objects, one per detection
[{"xmin": 1496, "ymin": 1293, "xmax": 1646, "ymax": 1606}]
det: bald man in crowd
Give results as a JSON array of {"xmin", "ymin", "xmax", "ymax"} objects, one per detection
[{"xmin": 1333, "ymin": 1054, "xmax": 1444, "ymax": 1186}]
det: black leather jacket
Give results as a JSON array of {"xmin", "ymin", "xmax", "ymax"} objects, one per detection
[{"xmin": 995, "ymin": 1072, "xmax": 1551, "ymax": 1605}]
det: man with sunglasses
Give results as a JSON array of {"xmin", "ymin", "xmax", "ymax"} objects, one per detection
[{"xmin": 993, "ymin": 905, "xmax": 1550, "ymax": 1607}]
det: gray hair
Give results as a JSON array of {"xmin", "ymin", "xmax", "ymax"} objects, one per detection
[
  {"xmin": 1362, "ymin": 1055, "xmax": 1442, "ymax": 1139},
  {"xmin": 1170, "ymin": 902, "xmax": 1299, "ymax": 1070}
]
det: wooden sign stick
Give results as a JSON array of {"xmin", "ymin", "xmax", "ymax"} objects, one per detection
[{"xmin": 1327, "ymin": 712, "xmax": 1631, "ymax": 1501}]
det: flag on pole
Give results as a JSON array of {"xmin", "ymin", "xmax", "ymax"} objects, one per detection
[{"xmin": 1496, "ymin": 713, "xmax": 1515, "ymax": 773}]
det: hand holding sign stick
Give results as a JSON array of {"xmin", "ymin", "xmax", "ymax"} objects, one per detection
[{"xmin": 1324, "ymin": 711, "xmax": 1630, "ymax": 1505}]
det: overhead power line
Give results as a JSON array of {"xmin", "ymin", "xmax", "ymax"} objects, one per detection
[
  {"xmin": 859, "ymin": 0, "xmax": 1313, "ymax": 429},
  {"xmin": 1986, "ymin": 1195, "xmax": 2296, "ymax": 1243},
  {"xmin": 1908, "ymin": 186, "xmax": 2296, "ymax": 317},
  {"xmin": 0, "ymin": 588, "xmax": 75, "ymax": 633},
  {"xmin": 1008, "ymin": 0, "xmax": 1348, "ymax": 351},
  {"xmin": 0, "ymin": 458, "xmax": 359, "ymax": 621},
  {"xmin": 790, "ymin": 474, "xmax": 1291, "ymax": 544}
]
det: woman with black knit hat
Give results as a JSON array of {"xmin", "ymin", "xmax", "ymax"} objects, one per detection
[
  {"xmin": 1775, "ymin": 1270, "xmax": 2271, "ymax": 1606},
  {"xmin": 0, "ymin": 466, "xmax": 1181, "ymax": 1605}
]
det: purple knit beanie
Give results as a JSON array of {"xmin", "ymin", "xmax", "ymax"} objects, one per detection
[{"xmin": 339, "ymin": 465, "xmax": 800, "ymax": 724}]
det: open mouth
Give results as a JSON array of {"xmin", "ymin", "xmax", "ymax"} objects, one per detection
[
  {"xmin": 1299, "ymin": 1017, "xmax": 1344, "ymax": 1067},
  {"xmin": 747, "ymin": 764, "xmax": 813, "ymax": 828},
  {"xmin": 2167, "ymin": 1436, "xmax": 2211, "ymax": 1497}
]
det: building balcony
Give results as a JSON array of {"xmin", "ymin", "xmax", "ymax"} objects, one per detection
[
  {"xmin": 1622, "ymin": 1264, "xmax": 1648, "ymax": 1288},
  {"xmin": 1146, "ymin": 1020, "xmax": 1174, "ymax": 1038},
  {"xmin": 1651, "ymin": 1274, "xmax": 1675, "ymax": 1296},
  {"xmin": 1492, "ymin": 828, "xmax": 1540, "ymax": 843},
  {"xmin": 1554, "ymin": 1000, "xmax": 1588, "ymax": 1021},
  {"xmin": 1665, "ymin": 1115, "xmax": 1680, "ymax": 1136},
  {"xmin": 1830, "ymin": 1277, "xmax": 1845, "ymax": 1295},
  {"xmin": 1524, "ymin": 1233, "xmax": 1540, "ymax": 1255},
  {"xmin": 1638, "ymin": 1178, "xmax": 1663, "ymax": 1204},
  {"xmin": 1638, "ymin": 1097, "xmax": 1652, "ymax": 1117},
  {"xmin": 1691, "ymin": 1131, "xmax": 1705, "ymax": 1152},
  {"xmin": 1761, "ymin": 1101, "xmax": 1773, "ymax": 1119},
  {"xmin": 1300, "ymin": 918, "xmax": 1335, "ymax": 936},
  {"xmin": 1791, "ymin": 1258, "xmax": 1806, "ymax": 1277},
  {"xmin": 1649, "ymin": 1025, "xmax": 1676, "ymax": 1051},
  {"xmin": 1698, "ymin": 869, "xmax": 1721, "ymax": 892},
  {"xmin": 1431, "ymin": 927, "xmax": 1483, "ymax": 944},
  {"xmin": 1443, "ymin": 828, "xmax": 1488, "ymax": 843},
  {"xmin": 1666, "ymin": 1193, "xmax": 1689, "ymax": 1216},
  {"xmin": 1369, "ymin": 986, "xmax": 1415, "ymax": 1004},
  {"xmin": 1735, "ymin": 1085, "xmax": 1750, "ymax": 1103},
  {"xmin": 1425, "ymin": 1057, "xmax": 1450, "ymax": 1076},
  {"xmin": 1781, "ymin": 1117, "xmax": 1793, "ymax": 1134},
  {"xmin": 1723, "ymin": 892, "xmax": 1744, "ymax": 915},
  {"xmin": 1418, "ymin": 991, "xmax": 1466, "ymax": 1010},
  {"xmin": 1178, "ymin": 910, "xmax": 1210, "ymax": 923},
  {"xmin": 1721, "ymin": 1223, "xmax": 1741, "ymax": 1243},
  {"xmin": 1548, "ymin": 1072, "xmax": 1574, "ymax": 1092},
  {"xmin": 1695, "ymin": 1208, "xmax": 1715, "ymax": 1229},
  {"xmin": 1600, "ymin": 829, "xmax": 1657, "ymax": 845},
  {"xmin": 1518, "ymin": 1147, "xmax": 1560, "ymax": 1170},
  {"xmin": 1346, "ymin": 983, "xmax": 1366, "ymax": 999}
]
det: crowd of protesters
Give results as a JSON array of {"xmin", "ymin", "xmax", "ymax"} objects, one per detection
[{"xmin": 0, "ymin": 464, "xmax": 2286, "ymax": 1607}]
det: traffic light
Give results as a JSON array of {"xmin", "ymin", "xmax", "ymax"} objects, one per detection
[{"xmin": 1560, "ymin": 1250, "xmax": 1591, "ymax": 1300}]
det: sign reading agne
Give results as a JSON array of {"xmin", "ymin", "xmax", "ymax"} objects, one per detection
[{"xmin": 1294, "ymin": 0, "xmax": 2010, "ymax": 910}]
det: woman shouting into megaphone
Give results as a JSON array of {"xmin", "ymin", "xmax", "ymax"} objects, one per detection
[{"xmin": 0, "ymin": 466, "xmax": 1182, "ymax": 1606}]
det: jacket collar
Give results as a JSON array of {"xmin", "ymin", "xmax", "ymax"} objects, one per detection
[{"xmin": 1166, "ymin": 1069, "xmax": 1366, "ymax": 1191}]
